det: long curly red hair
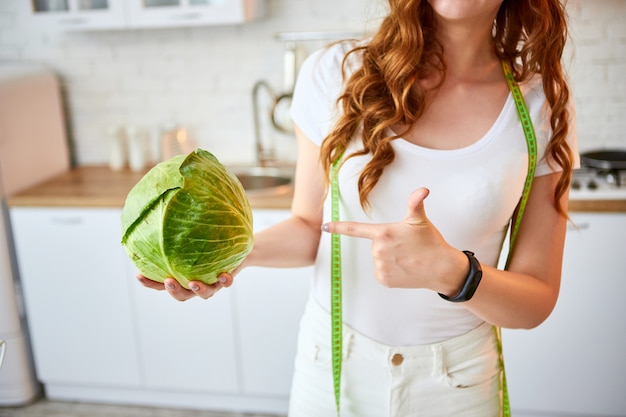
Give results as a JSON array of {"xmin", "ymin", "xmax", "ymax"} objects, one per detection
[{"xmin": 319, "ymin": 0, "xmax": 574, "ymax": 216}]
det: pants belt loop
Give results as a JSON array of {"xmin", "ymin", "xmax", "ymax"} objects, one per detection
[{"xmin": 431, "ymin": 344, "xmax": 444, "ymax": 378}]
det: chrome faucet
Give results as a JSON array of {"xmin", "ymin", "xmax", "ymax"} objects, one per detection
[{"xmin": 252, "ymin": 79, "xmax": 278, "ymax": 167}]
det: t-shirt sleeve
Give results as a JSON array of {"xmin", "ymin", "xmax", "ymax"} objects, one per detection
[{"xmin": 289, "ymin": 45, "xmax": 347, "ymax": 146}]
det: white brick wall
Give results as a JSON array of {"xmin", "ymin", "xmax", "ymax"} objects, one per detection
[
  {"xmin": 0, "ymin": 0, "xmax": 624, "ymax": 166},
  {"xmin": 566, "ymin": 0, "xmax": 626, "ymax": 152}
]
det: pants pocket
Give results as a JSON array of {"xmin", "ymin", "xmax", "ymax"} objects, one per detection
[
  {"xmin": 441, "ymin": 330, "xmax": 501, "ymax": 390},
  {"xmin": 444, "ymin": 354, "xmax": 500, "ymax": 389}
]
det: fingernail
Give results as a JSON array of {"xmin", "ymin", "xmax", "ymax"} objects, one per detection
[
  {"xmin": 165, "ymin": 282, "xmax": 175, "ymax": 290},
  {"xmin": 190, "ymin": 284, "xmax": 200, "ymax": 291},
  {"xmin": 218, "ymin": 275, "xmax": 228, "ymax": 284},
  {"xmin": 321, "ymin": 223, "xmax": 329, "ymax": 232}
]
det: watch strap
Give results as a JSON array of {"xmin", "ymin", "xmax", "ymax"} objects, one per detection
[{"xmin": 438, "ymin": 250, "xmax": 483, "ymax": 302}]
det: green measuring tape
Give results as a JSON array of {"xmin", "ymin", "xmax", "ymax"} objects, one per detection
[
  {"xmin": 498, "ymin": 60, "xmax": 538, "ymax": 417},
  {"xmin": 329, "ymin": 60, "xmax": 537, "ymax": 416},
  {"xmin": 502, "ymin": 61, "xmax": 538, "ymax": 263},
  {"xmin": 330, "ymin": 151, "xmax": 343, "ymax": 414}
]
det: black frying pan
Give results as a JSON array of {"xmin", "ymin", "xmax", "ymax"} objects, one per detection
[{"xmin": 580, "ymin": 149, "xmax": 626, "ymax": 170}]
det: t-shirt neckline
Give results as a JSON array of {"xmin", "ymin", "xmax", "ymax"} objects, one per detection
[{"xmin": 391, "ymin": 91, "xmax": 514, "ymax": 159}]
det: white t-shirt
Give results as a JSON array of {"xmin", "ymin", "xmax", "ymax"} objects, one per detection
[{"xmin": 290, "ymin": 41, "xmax": 578, "ymax": 346}]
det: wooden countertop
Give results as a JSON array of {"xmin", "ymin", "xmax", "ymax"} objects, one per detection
[
  {"xmin": 568, "ymin": 199, "xmax": 626, "ymax": 213},
  {"xmin": 6, "ymin": 165, "xmax": 294, "ymax": 210},
  {"xmin": 6, "ymin": 165, "xmax": 625, "ymax": 213}
]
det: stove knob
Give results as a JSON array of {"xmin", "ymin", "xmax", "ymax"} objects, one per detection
[
  {"xmin": 587, "ymin": 180, "xmax": 598, "ymax": 190},
  {"xmin": 571, "ymin": 179, "xmax": 581, "ymax": 190}
]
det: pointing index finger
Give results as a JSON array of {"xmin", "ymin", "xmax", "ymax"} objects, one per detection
[{"xmin": 322, "ymin": 221, "xmax": 378, "ymax": 240}]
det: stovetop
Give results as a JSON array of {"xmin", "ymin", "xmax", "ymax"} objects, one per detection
[{"xmin": 569, "ymin": 167, "xmax": 626, "ymax": 200}]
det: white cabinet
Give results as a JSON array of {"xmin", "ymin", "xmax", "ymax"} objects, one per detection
[
  {"xmin": 10, "ymin": 208, "xmax": 141, "ymax": 387},
  {"xmin": 127, "ymin": 0, "xmax": 265, "ymax": 29},
  {"xmin": 502, "ymin": 213, "xmax": 626, "ymax": 417},
  {"xmin": 21, "ymin": 0, "xmax": 264, "ymax": 31},
  {"xmin": 234, "ymin": 210, "xmax": 311, "ymax": 397},
  {"xmin": 129, "ymin": 277, "xmax": 240, "ymax": 394},
  {"xmin": 20, "ymin": 0, "xmax": 128, "ymax": 31},
  {"xmin": 10, "ymin": 206, "xmax": 310, "ymax": 414}
]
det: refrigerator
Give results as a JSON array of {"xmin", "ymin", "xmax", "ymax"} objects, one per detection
[{"xmin": 0, "ymin": 64, "xmax": 71, "ymax": 405}]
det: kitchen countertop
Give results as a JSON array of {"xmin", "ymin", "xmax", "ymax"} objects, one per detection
[
  {"xmin": 6, "ymin": 165, "xmax": 294, "ymax": 210},
  {"xmin": 6, "ymin": 165, "xmax": 626, "ymax": 213},
  {"xmin": 568, "ymin": 199, "xmax": 626, "ymax": 213}
]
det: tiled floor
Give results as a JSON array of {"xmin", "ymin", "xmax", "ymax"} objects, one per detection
[{"xmin": 0, "ymin": 399, "xmax": 284, "ymax": 417}]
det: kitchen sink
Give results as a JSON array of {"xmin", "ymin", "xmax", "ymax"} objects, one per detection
[{"xmin": 231, "ymin": 166, "xmax": 293, "ymax": 195}]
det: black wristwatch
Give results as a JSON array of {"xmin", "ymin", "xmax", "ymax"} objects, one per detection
[{"xmin": 438, "ymin": 250, "xmax": 483, "ymax": 303}]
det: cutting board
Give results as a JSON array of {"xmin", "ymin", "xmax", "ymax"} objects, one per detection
[{"xmin": 0, "ymin": 68, "xmax": 70, "ymax": 196}]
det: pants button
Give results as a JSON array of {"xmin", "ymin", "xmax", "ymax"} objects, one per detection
[{"xmin": 391, "ymin": 353, "xmax": 404, "ymax": 366}]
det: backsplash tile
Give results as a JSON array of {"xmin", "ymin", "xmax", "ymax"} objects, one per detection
[{"xmin": 0, "ymin": 0, "xmax": 623, "ymax": 167}]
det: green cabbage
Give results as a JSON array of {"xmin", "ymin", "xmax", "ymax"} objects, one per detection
[{"xmin": 121, "ymin": 149, "xmax": 253, "ymax": 289}]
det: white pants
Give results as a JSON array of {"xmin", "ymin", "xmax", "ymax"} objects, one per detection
[{"xmin": 288, "ymin": 297, "xmax": 502, "ymax": 417}]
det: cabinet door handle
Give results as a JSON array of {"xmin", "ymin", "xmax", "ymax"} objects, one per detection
[
  {"xmin": 170, "ymin": 13, "xmax": 203, "ymax": 21},
  {"xmin": 59, "ymin": 18, "xmax": 89, "ymax": 26},
  {"xmin": 0, "ymin": 340, "xmax": 6, "ymax": 370},
  {"xmin": 567, "ymin": 222, "xmax": 590, "ymax": 231},
  {"xmin": 49, "ymin": 217, "xmax": 83, "ymax": 226}
]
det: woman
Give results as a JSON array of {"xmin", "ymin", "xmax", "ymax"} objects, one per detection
[{"xmin": 140, "ymin": 0, "xmax": 578, "ymax": 415}]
